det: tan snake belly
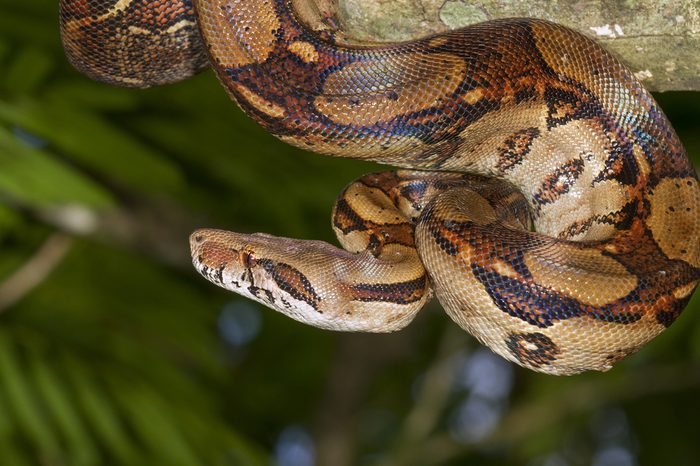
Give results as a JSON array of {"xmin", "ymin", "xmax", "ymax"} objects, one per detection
[{"xmin": 60, "ymin": 0, "xmax": 700, "ymax": 375}]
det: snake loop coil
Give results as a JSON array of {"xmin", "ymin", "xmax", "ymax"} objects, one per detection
[{"xmin": 60, "ymin": 0, "xmax": 700, "ymax": 374}]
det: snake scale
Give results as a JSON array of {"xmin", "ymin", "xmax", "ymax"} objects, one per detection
[{"xmin": 60, "ymin": 0, "xmax": 700, "ymax": 375}]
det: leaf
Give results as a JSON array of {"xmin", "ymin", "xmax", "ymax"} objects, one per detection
[
  {"xmin": 29, "ymin": 349, "xmax": 99, "ymax": 466},
  {"xmin": 108, "ymin": 377, "xmax": 201, "ymax": 465},
  {"xmin": 62, "ymin": 354, "xmax": 136, "ymax": 464},
  {"xmin": 0, "ymin": 202, "xmax": 20, "ymax": 231},
  {"xmin": 0, "ymin": 100, "xmax": 184, "ymax": 194},
  {"xmin": 176, "ymin": 409, "xmax": 268, "ymax": 466},
  {"xmin": 0, "ymin": 39, "xmax": 10, "ymax": 65},
  {"xmin": 45, "ymin": 81, "xmax": 140, "ymax": 112},
  {"xmin": 3, "ymin": 46, "xmax": 53, "ymax": 95},
  {"xmin": 0, "ymin": 331, "xmax": 62, "ymax": 460},
  {"xmin": 0, "ymin": 126, "xmax": 113, "ymax": 208},
  {"xmin": 0, "ymin": 1, "xmax": 57, "ymax": 48},
  {"xmin": 0, "ymin": 389, "xmax": 31, "ymax": 466}
]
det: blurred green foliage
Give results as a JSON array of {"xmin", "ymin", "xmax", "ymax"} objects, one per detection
[{"xmin": 0, "ymin": 0, "xmax": 699, "ymax": 465}]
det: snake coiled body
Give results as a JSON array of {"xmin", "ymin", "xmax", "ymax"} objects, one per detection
[{"xmin": 60, "ymin": 0, "xmax": 700, "ymax": 374}]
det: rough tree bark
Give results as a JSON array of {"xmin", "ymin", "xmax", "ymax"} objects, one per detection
[{"xmin": 335, "ymin": 0, "xmax": 700, "ymax": 92}]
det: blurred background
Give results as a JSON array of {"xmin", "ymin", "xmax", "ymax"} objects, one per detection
[{"xmin": 1, "ymin": 0, "xmax": 700, "ymax": 465}]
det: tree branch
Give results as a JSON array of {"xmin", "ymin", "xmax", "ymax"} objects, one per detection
[
  {"xmin": 0, "ymin": 233, "xmax": 73, "ymax": 313},
  {"xmin": 338, "ymin": 0, "xmax": 700, "ymax": 91}
]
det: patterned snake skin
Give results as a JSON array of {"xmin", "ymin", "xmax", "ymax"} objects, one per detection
[{"xmin": 60, "ymin": 0, "xmax": 700, "ymax": 374}]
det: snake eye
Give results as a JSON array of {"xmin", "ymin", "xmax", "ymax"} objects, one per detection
[{"xmin": 240, "ymin": 250, "xmax": 256, "ymax": 268}]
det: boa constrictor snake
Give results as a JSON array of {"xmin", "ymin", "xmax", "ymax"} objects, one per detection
[{"xmin": 60, "ymin": 0, "xmax": 700, "ymax": 375}]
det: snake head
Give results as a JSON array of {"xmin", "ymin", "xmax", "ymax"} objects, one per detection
[
  {"xmin": 189, "ymin": 228, "xmax": 429, "ymax": 332},
  {"xmin": 190, "ymin": 228, "xmax": 332, "ymax": 324}
]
